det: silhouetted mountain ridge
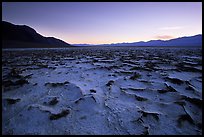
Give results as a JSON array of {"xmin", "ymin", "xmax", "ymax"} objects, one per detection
[
  {"xmin": 74, "ymin": 35, "xmax": 202, "ymax": 47},
  {"xmin": 2, "ymin": 21, "xmax": 72, "ymax": 48},
  {"xmin": 102, "ymin": 34, "xmax": 202, "ymax": 46}
]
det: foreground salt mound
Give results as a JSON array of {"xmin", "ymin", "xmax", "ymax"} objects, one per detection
[{"xmin": 2, "ymin": 47, "xmax": 202, "ymax": 135}]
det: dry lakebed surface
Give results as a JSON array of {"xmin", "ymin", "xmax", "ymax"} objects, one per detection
[{"xmin": 2, "ymin": 46, "xmax": 202, "ymax": 135}]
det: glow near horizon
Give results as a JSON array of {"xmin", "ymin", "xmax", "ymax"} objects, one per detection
[{"xmin": 2, "ymin": 2, "xmax": 202, "ymax": 44}]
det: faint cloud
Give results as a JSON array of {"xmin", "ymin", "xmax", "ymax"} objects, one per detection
[
  {"xmin": 155, "ymin": 35, "xmax": 174, "ymax": 39},
  {"xmin": 159, "ymin": 26, "xmax": 184, "ymax": 30}
]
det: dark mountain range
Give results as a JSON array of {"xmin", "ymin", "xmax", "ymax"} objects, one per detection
[
  {"xmin": 74, "ymin": 34, "xmax": 202, "ymax": 47},
  {"xmin": 2, "ymin": 21, "xmax": 72, "ymax": 48}
]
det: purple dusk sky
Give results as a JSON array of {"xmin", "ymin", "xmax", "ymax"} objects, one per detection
[{"xmin": 2, "ymin": 2, "xmax": 202, "ymax": 44}]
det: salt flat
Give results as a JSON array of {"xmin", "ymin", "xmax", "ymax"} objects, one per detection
[{"xmin": 2, "ymin": 46, "xmax": 202, "ymax": 135}]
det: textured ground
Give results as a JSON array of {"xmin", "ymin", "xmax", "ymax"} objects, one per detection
[{"xmin": 2, "ymin": 46, "xmax": 202, "ymax": 135}]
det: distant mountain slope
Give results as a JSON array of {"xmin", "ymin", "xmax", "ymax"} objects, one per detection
[
  {"xmin": 2, "ymin": 21, "xmax": 72, "ymax": 48},
  {"xmin": 97, "ymin": 34, "xmax": 202, "ymax": 47},
  {"xmin": 162, "ymin": 35, "xmax": 202, "ymax": 46}
]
